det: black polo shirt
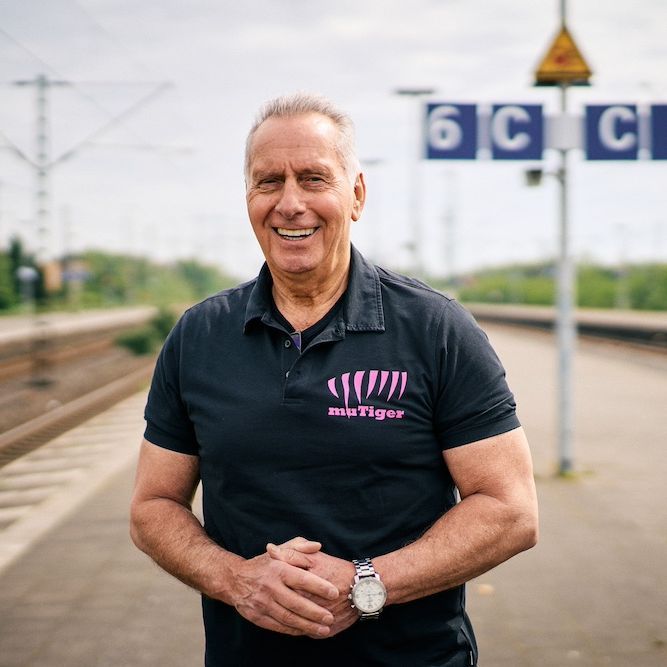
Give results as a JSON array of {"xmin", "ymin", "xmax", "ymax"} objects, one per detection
[{"xmin": 144, "ymin": 245, "xmax": 519, "ymax": 667}]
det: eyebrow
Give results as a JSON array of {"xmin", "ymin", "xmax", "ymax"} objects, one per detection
[
  {"xmin": 251, "ymin": 163, "xmax": 334, "ymax": 181},
  {"xmin": 251, "ymin": 169, "xmax": 281, "ymax": 181}
]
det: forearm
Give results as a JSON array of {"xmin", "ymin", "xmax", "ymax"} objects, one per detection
[
  {"xmin": 130, "ymin": 497, "xmax": 242, "ymax": 603},
  {"xmin": 131, "ymin": 500, "xmax": 339, "ymax": 637},
  {"xmin": 131, "ymin": 441, "xmax": 339, "ymax": 637},
  {"xmin": 374, "ymin": 491, "xmax": 538, "ymax": 605}
]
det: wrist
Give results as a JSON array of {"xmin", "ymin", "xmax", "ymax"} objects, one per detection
[
  {"xmin": 204, "ymin": 549, "xmax": 245, "ymax": 604},
  {"xmin": 349, "ymin": 557, "xmax": 387, "ymax": 619}
]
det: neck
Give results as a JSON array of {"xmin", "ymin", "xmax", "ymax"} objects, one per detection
[{"xmin": 271, "ymin": 266, "xmax": 349, "ymax": 331}]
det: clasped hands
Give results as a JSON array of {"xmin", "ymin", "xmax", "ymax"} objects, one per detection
[{"xmin": 230, "ymin": 537, "xmax": 359, "ymax": 639}]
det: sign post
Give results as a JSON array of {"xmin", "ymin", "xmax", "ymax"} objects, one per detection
[
  {"xmin": 534, "ymin": 1, "xmax": 592, "ymax": 475},
  {"xmin": 421, "ymin": 15, "xmax": 666, "ymax": 474}
]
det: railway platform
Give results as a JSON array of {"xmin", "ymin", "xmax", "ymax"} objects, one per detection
[
  {"xmin": 0, "ymin": 323, "xmax": 665, "ymax": 666},
  {"xmin": 0, "ymin": 307, "xmax": 156, "ymax": 348}
]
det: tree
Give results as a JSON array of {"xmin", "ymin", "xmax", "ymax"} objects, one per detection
[{"xmin": 0, "ymin": 252, "xmax": 16, "ymax": 310}]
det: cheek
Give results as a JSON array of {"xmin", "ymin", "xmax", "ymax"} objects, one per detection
[{"xmin": 247, "ymin": 198, "xmax": 270, "ymax": 226}]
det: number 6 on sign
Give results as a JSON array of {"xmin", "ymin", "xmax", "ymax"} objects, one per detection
[{"xmin": 426, "ymin": 103, "xmax": 477, "ymax": 160}]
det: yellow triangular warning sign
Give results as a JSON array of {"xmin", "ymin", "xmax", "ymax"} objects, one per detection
[{"xmin": 534, "ymin": 26, "xmax": 592, "ymax": 86}]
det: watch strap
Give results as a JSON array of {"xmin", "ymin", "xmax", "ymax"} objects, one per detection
[
  {"xmin": 352, "ymin": 557, "xmax": 377, "ymax": 579},
  {"xmin": 351, "ymin": 557, "xmax": 384, "ymax": 620}
]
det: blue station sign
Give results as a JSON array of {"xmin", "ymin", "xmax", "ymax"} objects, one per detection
[{"xmin": 424, "ymin": 102, "xmax": 667, "ymax": 161}]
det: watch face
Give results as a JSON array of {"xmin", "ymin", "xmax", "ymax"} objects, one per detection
[{"xmin": 352, "ymin": 577, "xmax": 387, "ymax": 614}]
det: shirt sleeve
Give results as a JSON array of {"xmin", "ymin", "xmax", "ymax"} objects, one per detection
[
  {"xmin": 143, "ymin": 318, "xmax": 198, "ymax": 455},
  {"xmin": 434, "ymin": 300, "xmax": 520, "ymax": 449}
]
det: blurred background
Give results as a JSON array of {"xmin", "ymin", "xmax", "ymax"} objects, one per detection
[
  {"xmin": 0, "ymin": 0, "xmax": 665, "ymax": 299},
  {"xmin": 1, "ymin": 2, "xmax": 666, "ymax": 666}
]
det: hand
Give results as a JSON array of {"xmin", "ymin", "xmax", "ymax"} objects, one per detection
[
  {"xmin": 267, "ymin": 541, "xmax": 358, "ymax": 638},
  {"xmin": 230, "ymin": 537, "xmax": 339, "ymax": 637}
]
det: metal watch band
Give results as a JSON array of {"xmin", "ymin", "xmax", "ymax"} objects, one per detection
[
  {"xmin": 352, "ymin": 557, "xmax": 377, "ymax": 578},
  {"xmin": 351, "ymin": 558, "xmax": 384, "ymax": 620}
]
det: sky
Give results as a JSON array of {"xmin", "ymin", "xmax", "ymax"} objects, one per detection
[{"xmin": 0, "ymin": 0, "xmax": 666, "ymax": 280}]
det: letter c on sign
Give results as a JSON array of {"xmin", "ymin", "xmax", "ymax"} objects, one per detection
[
  {"xmin": 492, "ymin": 106, "xmax": 531, "ymax": 152},
  {"xmin": 599, "ymin": 106, "xmax": 637, "ymax": 151}
]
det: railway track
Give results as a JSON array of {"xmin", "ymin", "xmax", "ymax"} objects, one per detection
[
  {"xmin": 467, "ymin": 303, "xmax": 667, "ymax": 352},
  {"xmin": 0, "ymin": 307, "xmax": 159, "ymax": 468},
  {"xmin": 0, "ymin": 361, "xmax": 154, "ymax": 469},
  {"xmin": 0, "ymin": 306, "xmax": 156, "ymax": 382},
  {"xmin": 0, "ymin": 334, "xmax": 121, "ymax": 383}
]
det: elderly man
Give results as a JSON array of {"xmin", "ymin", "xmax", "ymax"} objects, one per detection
[{"xmin": 130, "ymin": 93, "xmax": 538, "ymax": 666}]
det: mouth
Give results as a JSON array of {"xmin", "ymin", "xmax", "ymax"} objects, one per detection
[{"xmin": 275, "ymin": 227, "xmax": 318, "ymax": 240}]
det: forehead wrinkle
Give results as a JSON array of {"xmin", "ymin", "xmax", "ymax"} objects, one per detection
[
  {"xmin": 250, "ymin": 155, "xmax": 337, "ymax": 181},
  {"xmin": 247, "ymin": 114, "xmax": 351, "ymax": 178}
]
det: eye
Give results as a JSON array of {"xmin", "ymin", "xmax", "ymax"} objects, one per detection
[
  {"xmin": 257, "ymin": 177, "xmax": 280, "ymax": 189},
  {"xmin": 303, "ymin": 174, "xmax": 325, "ymax": 185}
]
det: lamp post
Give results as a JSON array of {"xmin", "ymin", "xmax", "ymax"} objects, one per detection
[{"xmin": 394, "ymin": 88, "xmax": 435, "ymax": 276}]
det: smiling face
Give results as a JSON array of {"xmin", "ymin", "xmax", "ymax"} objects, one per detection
[{"xmin": 245, "ymin": 113, "xmax": 365, "ymax": 290}]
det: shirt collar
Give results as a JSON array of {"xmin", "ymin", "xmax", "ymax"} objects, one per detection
[{"xmin": 243, "ymin": 245, "xmax": 385, "ymax": 336}]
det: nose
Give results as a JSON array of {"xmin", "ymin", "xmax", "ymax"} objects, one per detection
[{"xmin": 274, "ymin": 179, "xmax": 306, "ymax": 219}]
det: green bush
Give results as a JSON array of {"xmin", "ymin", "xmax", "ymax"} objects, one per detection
[
  {"xmin": 628, "ymin": 265, "xmax": 667, "ymax": 310},
  {"xmin": 577, "ymin": 265, "xmax": 617, "ymax": 309},
  {"xmin": 150, "ymin": 307, "xmax": 177, "ymax": 340},
  {"xmin": 116, "ymin": 327, "xmax": 158, "ymax": 355},
  {"xmin": 116, "ymin": 307, "xmax": 178, "ymax": 356},
  {"xmin": 456, "ymin": 264, "xmax": 556, "ymax": 306},
  {"xmin": 454, "ymin": 261, "xmax": 667, "ymax": 311},
  {"xmin": 0, "ymin": 254, "xmax": 16, "ymax": 310}
]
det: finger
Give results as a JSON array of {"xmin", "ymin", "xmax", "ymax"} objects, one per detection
[
  {"xmin": 279, "ymin": 536, "xmax": 323, "ymax": 553},
  {"xmin": 251, "ymin": 611, "xmax": 328, "ymax": 638},
  {"xmin": 268, "ymin": 593, "xmax": 334, "ymax": 637},
  {"xmin": 266, "ymin": 543, "xmax": 316, "ymax": 569},
  {"xmin": 283, "ymin": 564, "xmax": 339, "ymax": 601}
]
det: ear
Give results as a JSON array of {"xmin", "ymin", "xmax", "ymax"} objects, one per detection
[{"xmin": 351, "ymin": 172, "xmax": 366, "ymax": 222}]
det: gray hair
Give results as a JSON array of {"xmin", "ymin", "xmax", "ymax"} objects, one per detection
[{"xmin": 244, "ymin": 92, "xmax": 360, "ymax": 182}]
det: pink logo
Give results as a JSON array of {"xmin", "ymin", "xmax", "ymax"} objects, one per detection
[{"xmin": 327, "ymin": 370, "xmax": 408, "ymax": 420}]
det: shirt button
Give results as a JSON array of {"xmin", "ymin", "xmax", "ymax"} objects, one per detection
[{"xmin": 284, "ymin": 339, "xmax": 292, "ymax": 348}]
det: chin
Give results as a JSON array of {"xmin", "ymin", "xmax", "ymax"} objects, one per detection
[
  {"xmin": 271, "ymin": 248, "xmax": 321, "ymax": 276},
  {"xmin": 278, "ymin": 260, "xmax": 318, "ymax": 276}
]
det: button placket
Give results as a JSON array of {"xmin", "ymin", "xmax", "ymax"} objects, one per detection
[{"xmin": 281, "ymin": 334, "xmax": 300, "ymax": 392}]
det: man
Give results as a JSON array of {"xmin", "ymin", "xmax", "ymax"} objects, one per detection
[{"xmin": 130, "ymin": 93, "xmax": 538, "ymax": 666}]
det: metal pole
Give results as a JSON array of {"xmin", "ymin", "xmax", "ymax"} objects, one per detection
[
  {"xmin": 35, "ymin": 74, "xmax": 50, "ymax": 266},
  {"xmin": 410, "ymin": 100, "xmax": 423, "ymax": 276},
  {"xmin": 556, "ymin": 87, "xmax": 575, "ymax": 474},
  {"xmin": 443, "ymin": 170, "xmax": 457, "ymax": 282},
  {"xmin": 395, "ymin": 88, "xmax": 434, "ymax": 276},
  {"xmin": 14, "ymin": 74, "xmax": 68, "ymax": 265},
  {"xmin": 555, "ymin": 0, "xmax": 575, "ymax": 475}
]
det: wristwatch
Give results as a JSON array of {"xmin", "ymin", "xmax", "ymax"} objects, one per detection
[{"xmin": 349, "ymin": 558, "xmax": 387, "ymax": 620}]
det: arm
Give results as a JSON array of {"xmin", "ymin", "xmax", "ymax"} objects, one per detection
[
  {"xmin": 130, "ymin": 439, "xmax": 338, "ymax": 637},
  {"xmin": 375, "ymin": 426, "xmax": 538, "ymax": 604},
  {"xmin": 269, "ymin": 427, "xmax": 538, "ymax": 627}
]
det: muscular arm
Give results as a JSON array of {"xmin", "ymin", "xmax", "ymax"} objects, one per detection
[
  {"xmin": 130, "ymin": 439, "xmax": 338, "ymax": 637},
  {"xmin": 374, "ymin": 426, "xmax": 538, "ymax": 604},
  {"xmin": 270, "ymin": 427, "xmax": 538, "ymax": 628}
]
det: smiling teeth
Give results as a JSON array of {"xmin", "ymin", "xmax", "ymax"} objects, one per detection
[{"xmin": 277, "ymin": 228, "xmax": 316, "ymax": 238}]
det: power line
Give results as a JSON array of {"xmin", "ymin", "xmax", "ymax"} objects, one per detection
[
  {"xmin": 0, "ymin": 25, "xmax": 174, "ymax": 153},
  {"xmin": 8, "ymin": 73, "xmax": 174, "ymax": 267},
  {"xmin": 69, "ymin": 0, "xmax": 159, "ymax": 81}
]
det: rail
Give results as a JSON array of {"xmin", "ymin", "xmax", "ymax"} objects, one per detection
[
  {"xmin": 0, "ymin": 361, "xmax": 154, "ymax": 468},
  {"xmin": 0, "ymin": 307, "xmax": 156, "ymax": 381},
  {"xmin": 466, "ymin": 303, "xmax": 667, "ymax": 351}
]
